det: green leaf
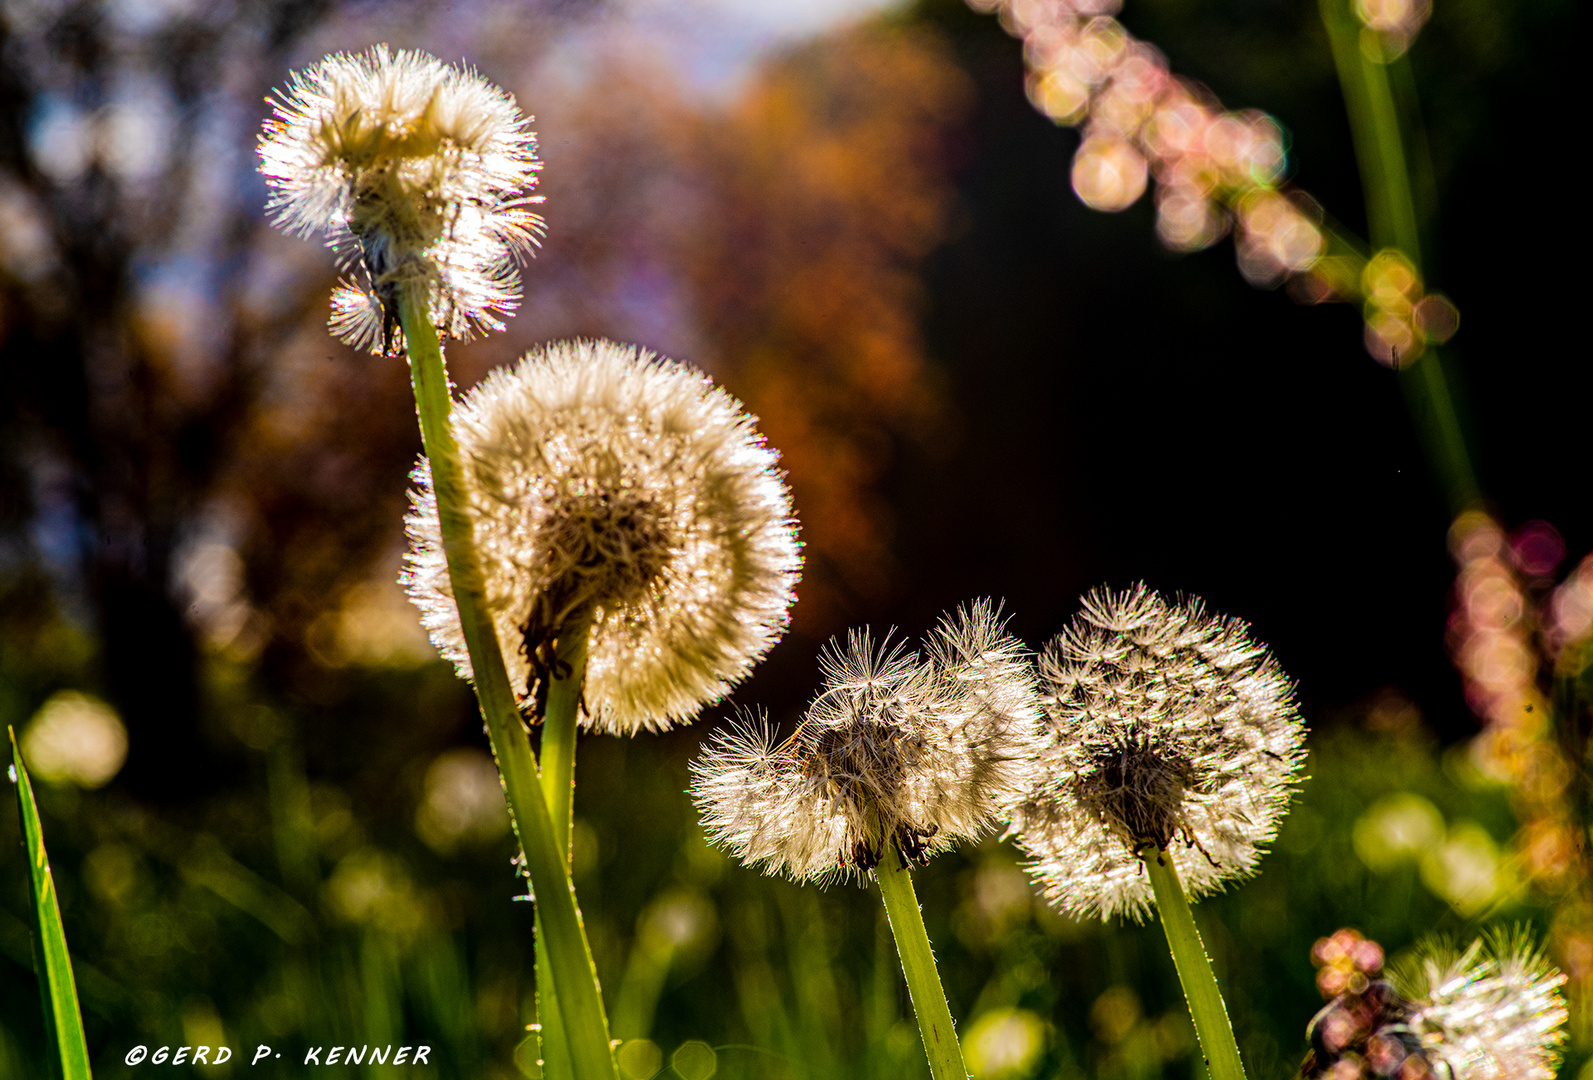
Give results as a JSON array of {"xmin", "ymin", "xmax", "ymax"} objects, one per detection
[{"xmin": 9, "ymin": 726, "xmax": 93, "ymax": 1080}]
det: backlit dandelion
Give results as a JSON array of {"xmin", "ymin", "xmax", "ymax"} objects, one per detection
[
  {"xmin": 402, "ymin": 339, "xmax": 801, "ymax": 734},
  {"xmin": 1012, "ymin": 584, "xmax": 1306, "ymax": 921},
  {"xmin": 1303, "ymin": 929, "xmax": 1569, "ymax": 1080},
  {"xmin": 693, "ymin": 601, "xmax": 1043, "ymax": 1080},
  {"xmin": 258, "ymin": 45, "xmax": 543, "ymax": 351},
  {"xmin": 691, "ymin": 601, "xmax": 1045, "ymax": 883},
  {"xmin": 1404, "ymin": 931, "xmax": 1569, "ymax": 1080}
]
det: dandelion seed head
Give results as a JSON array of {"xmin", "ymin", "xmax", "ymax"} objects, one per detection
[
  {"xmin": 258, "ymin": 45, "xmax": 542, "ymax": 351},
  {"xmin": 1011, "ymin": 584, "xmax": 1306, "ymax": 920},
  {"xmin": 1304, "ymin": 929, "xmax": 1569, "ymax": 1080},
  {"xmin": 1399, "ymin": 931, "xmax": 1569, "ymax": 1080},
  {"xmin": 691, "ymin": 602, "xmax": 1046, "ymax": 884},
  {"xmin": 402, "ymin": 339, "xmax": 801, "ymax": 734}
]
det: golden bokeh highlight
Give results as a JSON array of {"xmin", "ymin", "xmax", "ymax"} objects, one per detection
[
  {"xmin": 1071, "ymin": 137, "xmax": 1148, "ymax": 211},
  {"xmin": 22, "ymin": 691, "xmax": 129, "ymax": 789}
]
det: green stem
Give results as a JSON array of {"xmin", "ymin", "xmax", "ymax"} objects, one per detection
[
  {"xmin": 1143, "ymin": 849, "xmax": 1247, "ymax": 1080},
  {"xmin": 541, "ymin": 609, "xmax": 592, "ymax": 857},
  {"xmin": 397, "ymin": 283, "xmax": 618, "ymax": 1080},
  {"xmin": 535, "ymin": 609, "xmax": 594, "ymax": 1080},
  {"xmin": 534, "ymin": 922, "xmax": 575, "ymax": 1080},
  {"xmin": 1320, "ymin": 0, "xmax": 1391, "ymax": 252},
  {"xmin": 875, "ymin": 845, "xmax": 969, "ymax": 1080},
  {"xmin": 1319, "ymin": 0, "xmax": 1481, "ymax": 513},
  {"xmin": 1359, "ymin": 49, "xmax": 1422, "ymax": 263},
  {"xmin": 1404, "ymin": 344, "xmax": 1480, "ymax": 512}
]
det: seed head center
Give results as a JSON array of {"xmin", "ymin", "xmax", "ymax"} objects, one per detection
[{"xmin": 1075, "ymin": 738, "xmax": 1196, "ymax": 851}]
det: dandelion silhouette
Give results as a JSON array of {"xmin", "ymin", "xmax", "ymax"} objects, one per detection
[
  {"xmin": 692, "ymin": 601, "xmax": 1044, "ymax": 882},
  {"xmin": 403, "ymin": 339, "xmax": 801, "ymax": 733},
  {"xmin": 1012, "ymin": 584, "xmax": 1306, "ymax": 1080},
  {"xmin": 258, "ymin": 45, "xmax": 543, "ymax": 351},
  {"xmin": 692, "ymin": 601, "xmax": 1045, "ymax": 1080},
  {"xmin": 1013, "ymin": 584, "xmax": 1307, "ymax": 921}
]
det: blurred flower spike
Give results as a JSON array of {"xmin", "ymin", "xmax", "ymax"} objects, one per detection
[
  {"xmin": 257, "ymin": 45, "xmax": 543, "ymax": 352},
  {"xmin": 1442, "ymin": 511, "xmax": 1593, "ymax": 1000},
  {"xmin": 975, "ymin": 0, "xmax": 1316, "ymax": 276},
  {"xmin": 403, "ymin": 340, "xmax": 802, "ymax": 734},
  {"xmin": 1011, "ymin": 585, "xmax": 1306, "ymax": 921},
  {"xmin": 1312, "ymin": 927, "xmax": 1387, "ymax": 999},
  {"xmin": 1360, "ymin": 250, "xmax": 1459, "ymax": 366},
  {"xmin": 966, "ymin": 0, "xmax": 1460, "ymax": 362},
  {"xmin": 691, "ymin": 601, "xmax": 1046, "ymax": 884}
]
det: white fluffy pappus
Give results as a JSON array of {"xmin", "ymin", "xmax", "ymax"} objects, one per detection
[
  {"xmin": 691, "ymin": 601, "xmax": 1047, "ymax": 884},
  {"xmin": 258, "ymin": 45, "xmax": 543, "ymax": 351},
  {"xmin": 402, "ymin": 339, "xmax": 801, "ymax": 734},
  {"xmin": 1011, "ymin": 584, "xmax": 1306, "ymax": 921},
  {"xmin": 1400, "ymin": 931, "xmax": 1569, "ymax": 1080}
]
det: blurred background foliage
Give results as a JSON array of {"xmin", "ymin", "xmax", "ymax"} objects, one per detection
[{"xmin": 0, "ymin": 0, "xmax": 1586, "ymax": 1076}]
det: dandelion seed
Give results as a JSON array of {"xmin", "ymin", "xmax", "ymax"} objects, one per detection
[
  {"xmin": 692, "ymin": 601, "xmax": 1046, "ymax": 883},
  {"xmin": 402, "ymin": 339, "xmax": 801, "ymax": 734},
  {"xmin": 258, "ymin": 45, "xmax": 542, "ymax": 352},
  {"xmin": 1011, "ymin": 584, "xmax": 1306, "ymax": 920}
]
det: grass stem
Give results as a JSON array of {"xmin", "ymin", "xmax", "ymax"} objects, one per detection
[
  {"xmin": 875, "ymin": 844, "xmax": 969, "ymax": 1080},
  {"xmin": 397, "ymin": 283, "xmax": 617, "ymax": 1080},
  {"xmin": 1143, "ymin": 849, "xmax": 1247, "ymax": 1080},
  {"xmin": 1319, "ymin": 0, "xmax": 1481, "ymax": 513}
]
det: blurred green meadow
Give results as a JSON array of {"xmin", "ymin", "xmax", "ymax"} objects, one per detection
[
  {"xmin": 1, "ymin": 0, "xmax": 1586, "ymax": 1076},
  {"xmin": 0, "ymin": 651, "xmax": 1573, "ymax": 1078}
]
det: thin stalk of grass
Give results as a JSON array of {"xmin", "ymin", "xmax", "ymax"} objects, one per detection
[
  {"xmin": 9, "ymin": 728, "xmax": 92, "ymax": 1080},
  {"xmin": 875, "ymin": 844, "xmax": 969, "ymax": 1080},
  {"xmin": 1319, "ymin": 0, "xmax": 1481, "ymax": 513},
  {"xmin": 396, "ymin": 282, "xmax": 618, "ymax": 1080},
  {"xmin": 1142, "ymin": 848, "xmax": 1247, "ymax": 1080},
  {"xmin": 534, "ymin": 608, "xmax": 594, "ymax": 1080}
]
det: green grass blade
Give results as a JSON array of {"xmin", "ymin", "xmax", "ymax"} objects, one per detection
[{"xmin": 9, "ymin": 726, "xmax": 93, "ymax": 1080}]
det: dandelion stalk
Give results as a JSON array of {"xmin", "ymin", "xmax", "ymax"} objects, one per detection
[
  {"xmin": 532, "ymin": 928, "xmax": 574, "ymax": 1080},
  {"xmin": 1011, "ymin": 587, "xmax": 1302, "ymax": 1080},
  {"xmin": 1143, "ymin": 847, "xmax": 1247, "ymax": 1080},
  {"xmin": 533, "ymin": 607, "xmax": 594, "ymax": 1080},
  {"xmin": 540, "ymin": 609, "xmax": 592, "ymax": 854},
  {"xmin": 397, "ymin": 282, "xmax": 618, "ymax": 1080},
  {"xmin": 876, "ymin": 843, "xmax": 969, "ymax": 1080}
]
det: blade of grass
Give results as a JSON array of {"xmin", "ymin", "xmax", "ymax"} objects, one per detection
[{"xmin": 9, "ymin": 727, "xmax": 92, "ymax": 1080}]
